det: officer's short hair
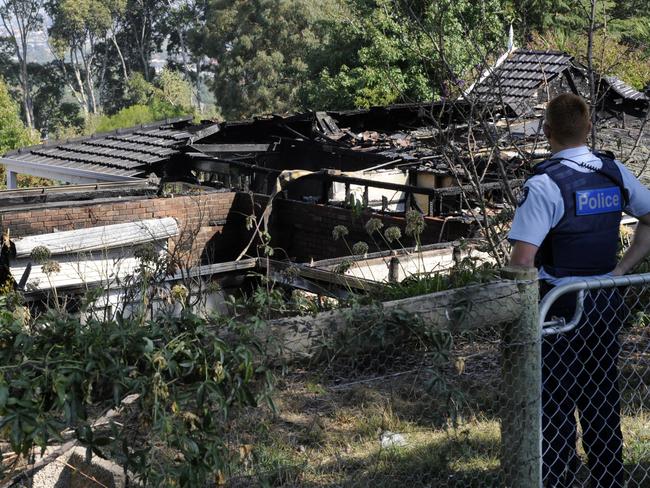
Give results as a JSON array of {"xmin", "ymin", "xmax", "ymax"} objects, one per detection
[{"xmin": 545, "ymin": 93, "xmax": 591, "ymax": 145}]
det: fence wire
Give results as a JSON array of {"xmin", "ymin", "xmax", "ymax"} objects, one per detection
[
  {"xmin": 540, "ymin": 274, "xmax": 650, "ymax": 488},
  {"xmin": 219, "ymin": 273, "xmax": 650, "ymax": 487},
  {"xmin": 221, "ymin": 283, "xmax": 532, "ymax": 487}
]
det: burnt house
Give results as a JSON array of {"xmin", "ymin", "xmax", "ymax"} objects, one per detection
[
  {"xmin": 1, "ymin": 46, "xmax": 648, "ymax": 274},
  {"xmin": 468, "ymin": 48, "xmax": 650, "ymax": 182}
]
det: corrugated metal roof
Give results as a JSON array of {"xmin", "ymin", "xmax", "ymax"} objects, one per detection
[
  {"xmin": 10, "ymin": 218, "xmax": 180, "ymax": 291},
  {"xmin": 12, "ymin": 254, "xmax": 144, "ymax": 292},
  {"xmin": 13, "ymin": 218, "xmax": 179, "ymax": 257},
  {"xmin": 1, "ymin": 117, "xmax": 210, "ymax": 183}
]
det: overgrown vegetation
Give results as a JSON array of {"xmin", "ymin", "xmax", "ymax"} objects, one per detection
[
  {"xmin": 0, "ymin": 76, "xmax": 49, "ymax": 189},
  {"xmin": 0, "ymin": 294, "xmax": 276, "ymax": 485}
]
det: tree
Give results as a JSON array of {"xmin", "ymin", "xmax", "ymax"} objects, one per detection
[
  {"xmin": 164, "ymin": 0, "xmax": 209, "ymax": 111},
  {"xmin": 119, "ymin": 0, "xmax": 167, "ymax": 82},
  {"xmin": 194, "ymin": 0, "xmax": 331, "ymax": 119},
  {"xmin": 0, "ymin": 0, "xmax": 44, "ymax": 128},
  {"xmin": 47, "ymin": 0, "xmax": 127, "ymax": 118},
  {"xmin": 0, "ymin": 76, "xmax": 34, "ymax": 153},
  {"xmin": 0, "ymin": 76, "xmax": 39, "ymax": 187},
  {"xmin": 507, "ymin": 0, "xmax": 580, "ymax": 39},
  {"xmin": 303, "ymin": 0, "xmax": 507, "ymax": 110},
  {"xmin": 91, "ymin": 68, "xmax": 193, "ymax": 133}
]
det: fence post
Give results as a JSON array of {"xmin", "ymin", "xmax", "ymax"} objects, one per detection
[{"xmin": 500, "ymin": 266, "xmax": 541, "ymax": 488}]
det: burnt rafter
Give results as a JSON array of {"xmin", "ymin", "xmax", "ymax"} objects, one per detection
[{"xmin": 181, "ymin": 152, "xmax": 522, "ymax": 216}]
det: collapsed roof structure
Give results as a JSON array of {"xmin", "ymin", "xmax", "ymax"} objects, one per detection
[{"xmin": 0, "ymin": 47, "xmax": 648, "ymax": 306}]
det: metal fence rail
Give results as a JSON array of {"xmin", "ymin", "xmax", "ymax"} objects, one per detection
[{"xmin": 539, "ymin": 272, "xmax": 650, "ymax": 488}]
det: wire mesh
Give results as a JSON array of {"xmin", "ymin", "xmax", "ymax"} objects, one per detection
[
  {"xmin": 540, "ymin": 275, "xmax": 650, "ymax": 488},
  {"xmin": 221, "ymin": 281, "xmax": 537, "ymax": 487}
]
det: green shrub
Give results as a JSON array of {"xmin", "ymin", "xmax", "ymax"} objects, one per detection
[{"xmin": 0, "ymin": 295, "xmax": 274, "ymax": 486}]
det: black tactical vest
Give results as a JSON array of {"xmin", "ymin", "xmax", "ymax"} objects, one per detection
[{"xmin": 534, "ymin": 152, "xmax": 628, "ymax": 278}]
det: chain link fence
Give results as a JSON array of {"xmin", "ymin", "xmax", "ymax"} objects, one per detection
[
  {"xmin": 220, "ymin": 271, "xmax": 650, "ymax": 487},
  {"xmin": 14, "ymin": 269, "xmax": 650, "ymax": 487},
  {"xmin": 221, "ymin": 269, "xmax": 541, "ymax": 487},
  {"xmin": 540, "ymin": 273, "xmax": 650, "ymax": 488}
]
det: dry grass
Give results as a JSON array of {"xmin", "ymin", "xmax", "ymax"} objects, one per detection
[{"xmin": 220, "ymin": 325, "xmax": 650, "ymax": 487}]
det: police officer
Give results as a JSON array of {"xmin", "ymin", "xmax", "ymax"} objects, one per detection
[{"xmin": 509, "ymin": 93, "xmax": 650, "ymax": 487}]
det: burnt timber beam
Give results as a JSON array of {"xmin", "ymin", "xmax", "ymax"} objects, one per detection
[
  {"xmin": 185, "ymin": 155, "xmax": 523, "ymax": 208},
  {"xmin": 259, "ymin": 259, "xmax": 382, "ymax": 293}
]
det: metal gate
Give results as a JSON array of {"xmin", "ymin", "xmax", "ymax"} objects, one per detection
[{"xmin": 539, "ymin": 273, "xmax": 650, "ymax": 487}]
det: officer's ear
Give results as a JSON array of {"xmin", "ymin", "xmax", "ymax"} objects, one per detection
[{"xmin": 543, "ymin": 122, "xmax": 552, "ymax": 140}]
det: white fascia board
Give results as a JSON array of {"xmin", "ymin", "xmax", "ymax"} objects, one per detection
[{"xmin": 13, "ymin": 218, "xmax": 180, "ymax": 258}]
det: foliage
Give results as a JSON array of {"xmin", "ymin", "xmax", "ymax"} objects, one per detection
[
  {"xmin": 0, "ymin": 0, "xmax": 45, "ymax": 128},
  {"xmin": 192, "ymin": 0, "xmax": 333, "ymax": 119},
  {"xmin": 314, "ymin": 298, "xmax": 454, "ymax": 373},
  {"xmin": 0, "ymin": 77, "xmax": 37, "ymax": 155},
  {"xmin": 610, "ymin": 0, "xmax": 650, "ymax": 53},
  {"xmin": 91, "ymin": 70, "xmax": 194, "ymax": 133},
  {"xmin": 0, "ymin": 76, "xmax": 45, "ymax": 188},
  {"xmin": 47, "ymin": 0, "xmax": 127, "ymax": 116},
  {"xmin": 0, "ymin": 294, "xmax": 274, "ymax": 485},
  {"xmin": 531, "ymin": 28, "xmax": 650, "ymax": 90},
  {"xmin": 374, "ymin": 257, "xmax": 499, "ymax": 302},
  {"xmin": 302, "ymin": 0, "xmax": 507, "ymax": 110},
  {"xmin": 507, "ymin": 0, "xmax": 582, "ymax": 37}
]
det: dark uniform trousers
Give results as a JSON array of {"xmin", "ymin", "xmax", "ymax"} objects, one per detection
[{"xmin": 541, "ymin": 282, "xmax": 625, "ymax": 488}]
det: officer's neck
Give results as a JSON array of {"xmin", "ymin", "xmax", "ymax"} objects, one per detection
[{"xmin": 550, "ymin": 141, "xmax": 587, "ymax": 155}]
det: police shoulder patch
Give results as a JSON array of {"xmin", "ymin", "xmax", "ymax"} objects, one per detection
[
  {"xmin": 518, "ymin": 186, "xmax": 529, "ymax": 207},
  {"xmin": 575, "ymin": 187, "xmax": 623, "ymax": 216}
]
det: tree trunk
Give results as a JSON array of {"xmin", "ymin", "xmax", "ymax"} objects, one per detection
[
  {"xmin": 19, "ymin": 57, "xmax": 34, "ymax": 129},
  {"xmin": 82, "ymin": 45, "xmax": 98, "ymax": 114},
  {"xmin": 195, "ymin": 58, "xmax": 203, "ymax": 110},
  {"xmin": 0, "ymin": 12, "xmax": 35, "ymax": 128},
  {"xmin": 111, "ymin": 33, "xmax": 129, "ymax": 83},
  {"xmin": 71, "ymin": 49, "xmax": 90, "ymax": 117}
]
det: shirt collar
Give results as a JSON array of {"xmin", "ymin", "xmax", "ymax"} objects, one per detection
[{"xmin": 551, "ymin": 145, "xmax": 591, "ymax": 160}]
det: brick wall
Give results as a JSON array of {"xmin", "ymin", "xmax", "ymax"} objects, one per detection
[
  {"xmin": 0, "ymin": 192, "xmax": 251, "ymax": 265},
  {"xmin": 268, "ymin": 198, "xmax": 473, "ymax": 262},
  {"xmin": 1, "ymin": 191, "xmax": 474, "ymax": 265}
]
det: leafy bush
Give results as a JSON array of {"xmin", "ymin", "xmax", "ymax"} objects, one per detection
[
  {"xmin": 92, "ymin": 69, "xmax": 195, "ymax": 133},
  {"xmin": 0, "ymin": 295, "xmax": 274, "ymax": 486},
  {"xmin": 315, "ymin": 303, "xmax": 453, "ymax": 372},
  {"xmin": 93, "ymin": 102, "xmax": 188, "ymax": 134}
]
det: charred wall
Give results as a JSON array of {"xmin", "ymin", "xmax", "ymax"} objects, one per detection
[
  {"xmin": 266, "ymin": 198, "xmax": 473, "ymax": 262},
  {"xmin": 1, "ymin": 191, "xmax": 475, "ymax": 266}
]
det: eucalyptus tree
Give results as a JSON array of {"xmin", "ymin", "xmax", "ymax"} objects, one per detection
[
  {"xmin": 195, "ymin": 0, "xmax": 332, "ymax": 119},
  {"xmin": 163, "ymin": 0, "xmax": 209, "ymax": 110},
  {"xmin": 0, "ymin": 0, "xmax": 44, "ymax": 128},
  {"xmin": 47, "ymin": 0, "xmax": 126, "ymax": 117}
]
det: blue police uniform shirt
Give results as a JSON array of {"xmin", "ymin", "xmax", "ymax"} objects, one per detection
[{"xmin": 509, "ymin": 145, "xmax": 650, "ymax": 286}]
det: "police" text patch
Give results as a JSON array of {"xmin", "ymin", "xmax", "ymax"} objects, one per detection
[{"xmin": 575, "ymin": 187, "xmax": 623, "ymax": 216}]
